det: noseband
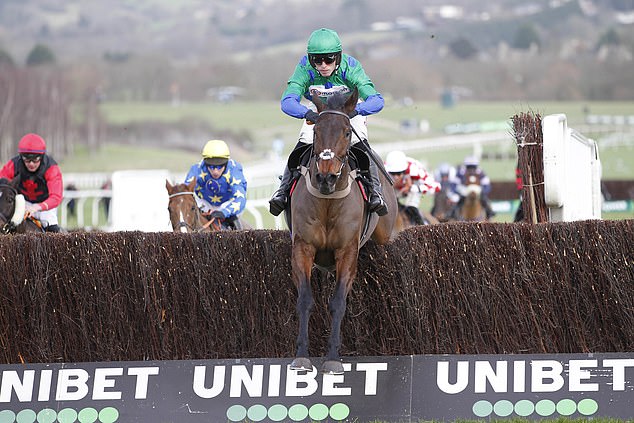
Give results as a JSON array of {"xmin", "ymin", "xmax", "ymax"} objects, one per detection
[{"xmin": 168, "ymin": 191, "xmax": 220, "ymax": 232}]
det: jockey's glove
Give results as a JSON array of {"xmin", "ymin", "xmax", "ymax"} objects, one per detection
[
  {"xmin": 304, "ymin": 110, "xmax": 320, "ymax": 124},
  {"xmin": 210, "ymin": 210, "xmax": 225, "ymax": 219},
  {"xmin": 348, "ymin": 109, "xmax": 359, "ymax": 119}
]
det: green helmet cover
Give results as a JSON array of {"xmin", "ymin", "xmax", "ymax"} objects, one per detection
[{"xmin": 307, "ymin": 28, "xmax": 342, "ymax": 54}]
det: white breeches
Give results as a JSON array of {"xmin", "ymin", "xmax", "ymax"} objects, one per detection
[
  {"xmin": 27, "ymin": 202, "xmax": 58, "ymax": 226},
  {"xmin": 298, "ymin": 114, "xmax": 368, "ymax": 145}
]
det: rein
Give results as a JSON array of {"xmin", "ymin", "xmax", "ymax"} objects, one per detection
[
  {"xmin": 305, "ymin": 110, "xmax": 356, "ymax": 199},
  {"xmin": 168, "ymin": 191, "xmax": 221, "ymax": 232}
]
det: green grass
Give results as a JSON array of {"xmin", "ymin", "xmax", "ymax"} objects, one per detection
[{"xmin": 88, "ymin": 100, "xmax": 634, "ymax": 181}]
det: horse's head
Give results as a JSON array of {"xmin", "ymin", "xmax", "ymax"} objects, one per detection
[
  {"xmin": 464, "ymin": 170, "xmax": 482, "ymax": 199},
  {"xmin": 310, "ymin": 88, "xmax": 358, "ymax": 195},
  {"xmin": 0, "ymin": 178, "xmax": 25, "ymax": 233},
  {"xmin": 166, "ymin": 179, "xmax": 204, "ymax": 233}
]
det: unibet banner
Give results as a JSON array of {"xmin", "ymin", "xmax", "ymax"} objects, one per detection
[{"xmin": 0, "ymin": 353, "xmax": 632, "ymax": 422}]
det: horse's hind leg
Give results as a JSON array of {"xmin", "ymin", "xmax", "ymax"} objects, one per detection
[
  {"xmin": 290, "ymin": 241, "xmax": 316, "ymax": 371},
  {"xmin": 322, "ymin": 245, "xmax": 358, "ymax": 375}
]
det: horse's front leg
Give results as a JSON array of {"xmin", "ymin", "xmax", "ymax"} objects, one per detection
[
  {"xmin": 290, "ymin": 239, "xmax": 316, "ymax": 371},
  {"xmin": 322, "ymin": 243, "xmax": 359, "ymax": 375}
]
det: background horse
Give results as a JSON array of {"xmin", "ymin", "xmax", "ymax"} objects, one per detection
[
  {"xmin": 431, "ymin": 186, "xmax": 456, "ymax": 222},
  {"xmin": 456, "ymin": 171, "xmax": 487, "ymax": 221},
  {"xmin": 166, "ymin": 180, "xmax": 218, "ymax": 232},
  {"xmin": 0, "ymin": 178, "xmax": 44, "ymax": 234},
  {"xmin": 394, "ymin": 203, "xmax": 438, "ymax": 231},
  {"xmin": 166, "ymin": 180, "xmax": 249, "ymax": 232},
  {"xmin": 285, "ymin": 89, "xmax": 398, "ymax": 374}
]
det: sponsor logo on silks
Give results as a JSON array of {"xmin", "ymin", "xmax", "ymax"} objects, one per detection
[{"xmin": 308, "ymin": 85, "xmax": 350, "ymax": 98}]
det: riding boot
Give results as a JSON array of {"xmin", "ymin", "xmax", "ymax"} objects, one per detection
[
  {"xmin": 269, "ymin": 166, "xmax": 294, "ymax": 216},
  {"xmin": 366, "ymin": 158, "xmax": 388, "ymax": 216}
]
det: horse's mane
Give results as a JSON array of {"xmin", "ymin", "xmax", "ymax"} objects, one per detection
[{"xmin": 326, "ymin": 92, "xmax": 349, "ymax": 111}]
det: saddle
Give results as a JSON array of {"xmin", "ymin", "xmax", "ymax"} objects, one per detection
[{"xmin": 285, "ymin": 143, "xmax": 375, "ymax": 240}]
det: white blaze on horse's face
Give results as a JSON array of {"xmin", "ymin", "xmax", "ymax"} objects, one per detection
[
  {"xmin": 319, "ymin": 149, "xmax": 335, "ymax": 161},
  {"xmin": 179, "ymin": 210, "xmax": 187, "ymax": 233}
]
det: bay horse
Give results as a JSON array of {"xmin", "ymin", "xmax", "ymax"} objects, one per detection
[
  {"xmin": 166, "ymin": 179, "xmax": 219, "ymax": 233},
  {"xmin": 166, "ymin": 180, "xmax": 248, "ymax": 232},
  {"xmin": 394, "ymin": 203, "xmax": 438, "ymax": 231},
  {"xmin": 0, "ymin": 178, "xmax": 44, "ymax": 234},
  {"xmin": 455, "ymin": 171, "xmax": 487, "ymax": 221},
  {"xmin": 285, "ymin": 89, "xmax": 398, "ymax": 374},
  {"xmin": 431, "ymin": 186, "xmax": 456, "ymax": 223}
]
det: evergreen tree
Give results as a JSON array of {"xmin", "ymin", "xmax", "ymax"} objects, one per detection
[{"xmin": 26, "ymin": 44, "xmax": 56, "ymax": 66}]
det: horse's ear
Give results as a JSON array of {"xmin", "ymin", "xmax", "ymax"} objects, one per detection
[
  {"xmin": 344, "ymin": 88, "xmax": 359, "ymax": 115},
  {"xmin": 186, "ymin": 178, "xmax": 196, "ymax": 191},
  {"xmin": 312, "ymin": 92, "xmax": 327, "ymax": 113},
  {"xmin": 166, "ymin": 179, "xmax": 173, "ymax": 193}
]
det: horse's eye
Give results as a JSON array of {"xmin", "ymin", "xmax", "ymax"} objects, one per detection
[{"xmin": 191, "ymin": 205, "xmax": 196, "ymax": 211}]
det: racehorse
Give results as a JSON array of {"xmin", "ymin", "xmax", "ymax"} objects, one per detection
[
  {"xmin": 455, "ymin": 171, "xmax": 487, "ymax": 221},
  {"xmin": 166, "ymin": 179, "xmax": 219, "ymax": 233},
  {"xmin": 394, "ymin": 202, "xmax": 438, "ymax": 231},
  {"xmin": 0, "ymin": 178, "xmax": 44, "ymax": 234},
  {"xmin": 431, "ymin": 186, "xmax": 456, "ymax": 223},
  {"xmin": 166, "ymin": 180, "xmax": 248, "ymax": 232},
  {"xmin": 285, "ymin": 89, "xmax": 398, "ymax": 374}
]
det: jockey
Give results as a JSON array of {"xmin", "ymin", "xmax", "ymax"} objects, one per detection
[
  {"xmin": 384, "ymin": 151, "xmax": 440, "ymax": 209},
  {"xmin": 434, "ymin": 162, "xmax": 459, "ymax": 198},
  {"xmin": 269, "ymin": 28, "xmax": 388, "ymax": 217},
  {"xmin": 449, "ymin": 155, "xmax": 496, "ymax": 219},
  {"xmin": 184, "ymin": 140, "xmax": 247, "ymax": 229},
  {"xmin": 0, "ymin": 133, "xmax": 63, "ymax": 232}
]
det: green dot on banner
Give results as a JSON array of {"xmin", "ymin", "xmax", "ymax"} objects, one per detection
[
  {"xmin": 493, "ymin": 400, "xmax": 514, "ymax": 417},
  {"xmin": 57, "ymin": 409, "xmax": 78, "ymax": 423},
  {"xmin": 556, "ymin": 399, "xmax": 577, "ymax": 416},
  {"xmin": 535, "ymin": 399, "xmax": 556, "ymax": 416},
  {"xmin": 267, "ymin": 404, "xmax": 287, "ymax": 422},
  {"xmin": 514, "ymin": 399, "xmax": 535, "ymax": 417},
  {"xmin": 577, "ymin": 398, "xmax": 598, "ymax": 416},
  {"xmin": 36, "ymin": 409, "xmax": 56, "ymax": 423},
  {"xmin": 77, "ymin": 408, "xmax": 98, "ymax": 423},
  {"xmin": 246, "ymin": 405, "xmax": 267, "ymax": 422},
  {"xmin": 226, "ymin": 405, "xmax": 247, "ymax": 422},
  {"xmin": 288, "ymin": 404, "xmax": 308, "ymax": 422},
  {"xmin": 308, "ymin": 404, "xmax": 329, "ymax": 421},
  {"xmin": 329, "ymin": 403, "xmax": 350, "ymax": 421},
  {"xmin": 0, "ymin": 410, "xmax": 16, "ymax": 423},
  {"xmin": 98, "ymin": 407, "xmax": 119, "ymax": 423},
  {"xmin": 472, "ymin": 400, "xmax": 493, "ymax": 417},
  {"xmin": 16, "ymin": 410, "xmax": 36, "ymax": 423}
]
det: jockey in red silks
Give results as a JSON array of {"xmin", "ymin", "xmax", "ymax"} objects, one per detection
[
  {"xmin": 384, "ymin": 150, "xmax": 440, "ymax": 208},
  {"xmin": 0, "ymin": 133, "xmax": 63, "ymax": 232}
]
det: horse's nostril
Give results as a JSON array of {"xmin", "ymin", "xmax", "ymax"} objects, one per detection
[
  {"xmin": 316, "ymin": 173, "xmax": 325, "ymax": 184},
  {"xmin": 326, "ymin": 174, "xmax": 337, "ymax": 185}
]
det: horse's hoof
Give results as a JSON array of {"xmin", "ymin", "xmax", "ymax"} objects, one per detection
[
  {"xmin": 321, "ymin": 360, "xmax": 344, "ymax": 375},
  {"xmin": 290, "ymin": 357, "xmax": 313, "ymax": 371}
]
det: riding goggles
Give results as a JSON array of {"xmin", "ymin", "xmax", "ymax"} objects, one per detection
[
  {"xmin": 309, "ymin": 54, "xmax": 337, "ymax": 66},
  {"xmin": 21, "ymin": 154, "xmax": 42, "ymax": 163},
  {"xmin": 206, "ymin": 163, "xmax": 226, "ymax": 171}
]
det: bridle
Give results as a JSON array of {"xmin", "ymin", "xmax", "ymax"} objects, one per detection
[
  {"xmin": 168, "ymin": 191, "xmax": 220, "ymax": 232},
  {"xmin": 311, "ymin": 110, "xmax": 353, "ymax": 179}
]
